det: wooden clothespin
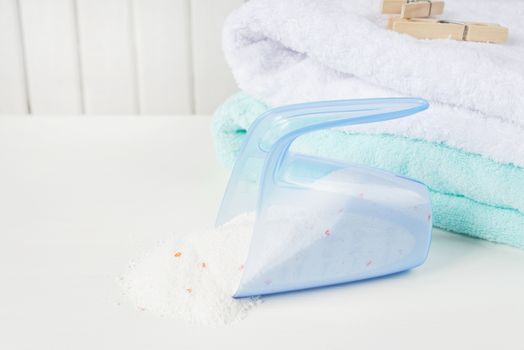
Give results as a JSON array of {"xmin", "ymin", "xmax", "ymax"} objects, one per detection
[
  {"xmin": 382, "ymin": 0, "xmax": 445, "ymax": 18},
  {"xmin": 388, "ymin": 17, "xmax": 509, "ymax": 43}
]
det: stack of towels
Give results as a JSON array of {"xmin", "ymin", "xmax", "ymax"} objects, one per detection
[{"xmin": 211, "ymin": 0, "xmax": 524, "ymax": 248}]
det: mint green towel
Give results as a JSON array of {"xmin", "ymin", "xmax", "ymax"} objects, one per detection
[{"xmin": 212, "ymin": 93, "xmax": 524, "ymax": 249}]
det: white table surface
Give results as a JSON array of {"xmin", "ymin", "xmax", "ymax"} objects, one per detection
[{"xmin": 1, "ymin": 115, "xmax": 523, "ymax": 350}]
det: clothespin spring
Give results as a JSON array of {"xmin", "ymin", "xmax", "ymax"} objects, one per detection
[
  {"xmin": 408, "ymin": 0, "xmax": 433, "ymax": 17},
  {"xmin": 439, "ymin": 20, "xmax": 469, "ymax": 41}
]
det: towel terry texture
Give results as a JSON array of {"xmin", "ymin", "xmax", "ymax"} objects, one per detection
[
  {"xmin": 213, "ymin": 0, "xmax": 524, "ymax": 248},
  {"xmin": 212, "ymin": 93, "xmax": 524, "ymax": 248},
  {"xmin": 222, "ymin": 0, "xmax": 524, "ymax": 168}
]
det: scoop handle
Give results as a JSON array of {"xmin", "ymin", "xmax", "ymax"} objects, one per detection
[{"xmin": 216, "ymin": 98, "xmax": 429, "ymax": 226}]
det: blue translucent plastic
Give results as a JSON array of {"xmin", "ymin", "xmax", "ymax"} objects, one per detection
[{"xmin": 216, "ymin": 98, "xmax": 432, "ymax": 298}]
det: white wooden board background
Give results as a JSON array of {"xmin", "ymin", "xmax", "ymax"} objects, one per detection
[{"xmin": 0, "ymin": 0, "xmax": 243, "ymax": 115}]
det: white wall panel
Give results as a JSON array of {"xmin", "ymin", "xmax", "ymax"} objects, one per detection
[
  {"xmin": 76, "ymin": 0, "xmax": 138, "ymax": 114},
  {"xmin": 0, "ymin": 0, "xmax": 28, "ymax": 114},
  {"xmin": 190, "ymin": 0, "xmax": 243, "ymax": 115},
  {"xmin": 0, "ymin": 0, "xmax": 245, "ymax": 115},
  {"xmin": 133, "ymin": 0, "xmax": 192, "ymax": 114},
  {"xmin": 18, "ymin": 0, "xmax": 82, "ymax": 114}
]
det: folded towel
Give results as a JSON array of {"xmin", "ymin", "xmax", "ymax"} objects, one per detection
[
  {"xmin": 212, "ymin": 93, "xmax": 524, "ymax": 248},
  {"xmin": 223, "ymin": 0, "xmax": 524, "ymax": 167}
]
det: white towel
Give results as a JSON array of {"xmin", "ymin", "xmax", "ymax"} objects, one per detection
[{"xmin": 223, "ymin": 0, "xmax": 524, "ymax": 167}]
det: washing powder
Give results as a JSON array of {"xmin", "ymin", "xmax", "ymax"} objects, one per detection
[
  {"xmin": 120, "ymin": 173, "xmax": 347, "ymax": 323},
  {"xmin": 119, "ymin": 207, "xmax": 335, "ymax": 324},
  {"xmin": 120, "ymin": 213, "xmax": 261, "ymax": 325}
]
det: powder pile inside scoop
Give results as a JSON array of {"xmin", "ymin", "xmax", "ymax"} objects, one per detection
[{"xmin": 120, "ymin": 213, "xmax": 261, "ymax": 325}]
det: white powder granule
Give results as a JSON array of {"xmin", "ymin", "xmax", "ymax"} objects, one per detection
[{"xmin": 120, "ymin": 213, "xmax": 261, "ymax": 325}]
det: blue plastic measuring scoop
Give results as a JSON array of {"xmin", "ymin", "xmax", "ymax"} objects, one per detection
[{"xmin": 216, "ymin": 98, "xmax": 432, "ymax": 298}]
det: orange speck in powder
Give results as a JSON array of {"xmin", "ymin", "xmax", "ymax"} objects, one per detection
[
  {"xmin": 186, "ymin": 288, "xmax": 192, "ymax": 293},
  {"xmin": 174, "ymin": 251, "xmax": 182, "ymax": 257}
]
